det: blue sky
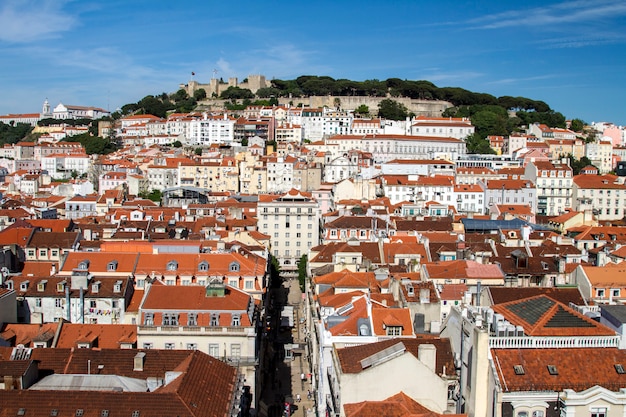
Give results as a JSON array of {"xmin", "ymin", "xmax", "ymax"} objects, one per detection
[{"xmin": 1, "ymin": 0, "xmax": 625, "ymax": 125}]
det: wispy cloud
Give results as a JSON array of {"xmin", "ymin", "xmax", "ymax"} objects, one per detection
[
  {"xmin": 469, "ymin": 0, "xmax": 626, "ymax": 30},
  {"xmin": 487, "ymin": 74, "xmax": 560, "ymax": 86},
  {"xmin": 0, "ymin": 0, "xmax": 77, "ymax": 43}
]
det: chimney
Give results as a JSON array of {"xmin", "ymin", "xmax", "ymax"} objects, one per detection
[
  {"xmin": 417, "ymin": 344, "xmax": 437, "ymax": 373},
  {"xmin": 133, "ymin": 352, "xmax": 146, "ymax": 371}
]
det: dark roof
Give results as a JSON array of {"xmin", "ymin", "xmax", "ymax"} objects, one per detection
[
  {"xmin": 493, "ymin": 295, "xmax": 615, "ymax": 336},
  {"xmin": 487, "ymin": 287, "xmax": 585, "ymax": 306}
]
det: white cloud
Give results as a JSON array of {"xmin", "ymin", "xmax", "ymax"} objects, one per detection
[
  {"xmin": 469, "ymin": 0, "xmax": 626, "ymax": 30},
  {"xmin": 0, "ymin": 0, "xmax": 77, "ymax": 43}
]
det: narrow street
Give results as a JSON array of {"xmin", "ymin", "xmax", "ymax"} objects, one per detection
[{"xmin": 258, "ymin": 277, "xmax": 315, "ymax": 417}]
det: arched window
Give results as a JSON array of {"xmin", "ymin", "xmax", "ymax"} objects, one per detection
[
  {"xmin": 198, "ymin": 261, "xmax": 209, "ymax": 272},
  {"xmin": 107, "ymin": 261, "xmax": 118, "ymax": 271},
  {"xmin": 229, "ymin": 262, "xmax": 240, "ymax": 272},
  {"xmin": 167, "ymin": 261, "xmax": 178, "ymax": 271}
]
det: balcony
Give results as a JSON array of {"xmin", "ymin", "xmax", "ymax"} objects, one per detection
[{"xmin": 488, "ymin": 335, "xmax": 619, "ymax": 349}]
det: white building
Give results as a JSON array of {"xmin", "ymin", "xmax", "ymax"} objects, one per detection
[
  {"xmin": 524, "ymin": 160, "xmax": 573, "ymax": 216},
  {"xmin": 187, "ymin": 114, "xmax": 235, "ymax": 146},
  {"xmin": 257, "ymin": 189, "xmax": 320, "ymax": 274}
]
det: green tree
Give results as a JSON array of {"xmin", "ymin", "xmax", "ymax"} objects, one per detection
[
  {"xmin": 355, "ymin": 104, "xmax": 369, "ymax": 116},
  {"xmin": 567, "ymin": 154, "xmax": 595, "ymax": 175},
  {"xmin": 172, "ymin": 140, "xmax": 182, "ymax": 148},
  {"xmin": 62, "ymin": 133, "xmax": 118, "ymax": 155},
  {"xmin": 570, "ymin": 118, "xmax": 585, "ymax": 132},
  {"xmin": 377, "ymin": 99, "xmax": 408, "ymax": 120},
  {"xmin": 194, "ymin": 147, "xmax": 203, "ymax": 155},
  {"xmin": 140, "ymin": 189, "xmax": 163, "ymax": 203},
  {"xmin": 172, "ymin": 88, "xmax": 189, "ymax": 102},
  {"xmin": 256, "ymin": 87, "xmax": 282, "ymax": 98},
  {"xmin": 193, "ymin": 88, "xmax": 207, "ymax": 101},
  {"xmin": 297, "ymin": 254, "xmax": 308, "ymax": 292},
  {"xmin": 220, "ymin": 86, "xmax": 254, "ymax": 100},
  {"xmin": 465, "ymin": 133, "xmax": 496, "ymax": 154}
]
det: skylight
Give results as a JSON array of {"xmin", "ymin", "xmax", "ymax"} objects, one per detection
[
  {"xmin": 547, "ymin": 365, "xmax": 558, "ymax": 375},
  {"xmin": 513, "ymin": 365, "xmax": 525, "ymax": 375},
  {"xmin": 615, "ymin": 364, "xmax": 625, "ymax": 374}
]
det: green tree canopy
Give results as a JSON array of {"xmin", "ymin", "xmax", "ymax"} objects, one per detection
[
  {"xmin": 220, "ymin": 86, "xmax": 254, "ymax": 100},
  {"xmin": 193, "ymin": 88, "xmax": 207, "ymax": 101},
  {"xmin": 0, "ymin": 122, "xmax": 34, "ymax": 145},
  {"xmin": 378, "ymin": 99, "xmax": 408, "ymax": 120},
  {"xmin": 62, "ymin": 133, "xmax": 118, "ymax": 155}
]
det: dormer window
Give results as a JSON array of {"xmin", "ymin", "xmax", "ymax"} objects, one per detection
[
  {"xmin": 78, "ymin": 260, "xmax": 89, "ymax": 270},
  {"xmin": 385, "ymin": 325, "xmax": 402, "ymax": 336},
  {"xmin": 107, "ymin": 261, "xmax": 118, "ymax": 271},
  {"xmin": 56, "ymin": 281, "xmax": 66, "ymax": 292},
  {"xmin": 6, "ymin": 280, "xmax": 13, "ymax": 290},
  {"xmin": 210, "ymin": 313, "xmax": 219, "ymax": 326},
  {"xmin": 113, "ymin": 281, "xmax": 122, "ymax": 293},
  {"xmin": 20, "ymin": 281, "xmax": 29, "ymax": 291},
  {"xmin": 166, "ymin": 261, "xmax": 178, "ymax": 271},
  {"xmin": 232, "ymin": 314, "xmax": 241, "ymax": 327},
  {"xmin": 198, "ymin": 261, "xmax": 209, "ymax": 272},
  {"xmin": 92, "ymin": 281, "xmax": 100, "ymax": 293},
  {"xmin": 229, "ymin": 261, "xmax": 240, "ymax": 272},
  {"xmin": 37, "ymin": 280, "xmax": 47, "ymax": 292}
]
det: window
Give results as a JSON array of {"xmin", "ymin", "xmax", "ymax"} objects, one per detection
[
  {"xmin": 208, "ymin": 343, "xmax": 219, "ymax": 357},
  {"xmin": 101, "ymin": 411, "xmax": 109, "ymax": 417},
  {"xmin": 35, "ymin": 298, "xmax": 42, "ymax": 307},
  {"xmin": 90, "ymin": 300, "xmax": 96, "ymax": 308},
  {"xmin": 186, "ymin": 343, "xmax": 197, "ymax": 350},
  {"xmin": 27, "ymin": 249, "xmax": 35, "ymax": 257},
  {"xmin": 245, "ymin": 281, "xmax": 253, "ymax": 289},
  {"xmin": 514, "ymin": 365, "xmax": 525, "ymax": 375},
  {"xmin": 532, "ymin": 411, "xmax": 544, "ymax": 417},
  {"xmin": 229, "ymin": 262, "xmax": 240, "ymax": 272},
  {"xmin": 230, "ymin": 343, "xmax": 241, "ymax": 358},
  {"xmin": 55, "ymin": 299, "xmax": 63, "ymax": 308},
  {"xmin": 107, "ymin": 261, "xmax": 118, "ymax": 271},
  {"xmin": 144, "ymin": 313, "xmax": 154, "ymax": 326},
  {"xmin": 547, "ymin": 365, "xmax": 558, "ymax": 375},
  {"xmin": 591, "ymin": 407, "xmax": 607, "ymax": 417},
  {"xmin": 142, "ymin": 343, "xmax": 153, "ymax": 349},
  {"xmin": 39, "ymin": 249, "xmax": 47, "ymax": 257},
  {"xmin": 162, "ymin": 313, "xmax": 178, "ymax": 326},
  {"xmin": 597, "ymin": 289, "xmax": 606, "ymax": 298},
  {"xmin": 76, "ymin": 410, "xmax": 84, "ymax": 417},
  {"xmin": 198, "ymin": 261, "xmax": 209, "ymax": 271},
  {"xmin": 210, "ymin": 313, "xmax": 219, "ymax": 326},
  {"xmin": 166, "ymin": 261, "xmax": 178, "ymax": 271},
  {"xmin": 232, "ymin": 314, "xmax": 240, "ymax": 326},
  {"xmin": 612, "ymin": 289, "xmax": 620, "ymax": 298},
  {"xmin": 164, "ymin": 343, "xmax": 175, "ymax": 350},
  {"xmin": 615, "ymin": 363, "xmax": 626, "ymax": 374},
  {"xmin": 385, "ymin": 326, "xmax": 402, "ymax": 336},
  {"xmin": 188, "ymin": 313, "xmax": 197, "ymax": 326},
  {"xmin": 516, "ymin": 412, "xmax": 528, "ymax": 417}
]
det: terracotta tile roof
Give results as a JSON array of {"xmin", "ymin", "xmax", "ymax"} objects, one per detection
[
  {"xmin": 26, "ymin": 230, "xmax": 80, "ymax": 249},
  {"xmin": 573, "ymin": 174, "xmax": 626, "ymax": 189},
  {"xmin": 0, "ymin": 349, "xmax": 237, "ymax": 417},
  {"xmin": 423, "ymin": 260, "xmax": 505, "ymax": 280},
  {"xmin": 0, "ymin": 226, "xmax": 33, "ymax": 247},
  {"xmin": 439, "ymin": 284, "xmax": 468, "ymax": 300},
  {"xmin": 59, "ymin": 252, "xmax": 140, "ymax": 274},
  {"xmin": 141, "ymin": 284, "xmax": 251, "ymax": 316},
  {"xmin": 491, "ymin": 347, "xmax": 626, "ymax": 392},
  {"xmin": 580, "ymin": 263, "xmax": 626, "ymax": 286},
  {"xmin": 344, "ymin": 391, "xmax": 465, "ymax": 417},
  {"xmin": 492, "ymin": 295, "xmax": 615, "ymax": 336},
  {"xmin": 20, "ymin": 261, "xmax": 56, "ymax": 277},
  {"xmin": 371, "ymin": 306, "xmax": 414, "ymax": 336},
  {"xmin": 126, "ymin": 289, "xmax": 144, "ymax": 312},
  {"xmin": 55, "ymin": 324, "xmax": 137, "ymax": 348},
  {"xmin": 310, "ymin": 242, "xmax": 382, "ymax": 264},
  {"xmin": 0, "ymin": 323, "xmax": 60, "ymax": 347},
  {"xmin": 336, "ymin": 337, "xmax": 455, "ymax": 377}
]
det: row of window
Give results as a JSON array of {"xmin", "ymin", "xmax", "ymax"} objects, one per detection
[
  {"xmin": 145, "ymin": 342, "xmax": 241, "ymax": 357},
  {"xmin": 144, "ymin": 312, "xmax": 242, "ymax": 327}
]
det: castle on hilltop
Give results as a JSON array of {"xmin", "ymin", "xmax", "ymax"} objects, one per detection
[{"xmin": 180, "ymin": 74, "xmax": 268, "ymax": 98}]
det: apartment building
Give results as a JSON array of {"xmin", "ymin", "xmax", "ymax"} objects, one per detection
[
  {"xmin": 257, "ymin": 189, "xmax": 320, "ymax": 274},
  {"xmin": 524, "ymin": 160, "xmax": 573, "ymax": 216}
]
